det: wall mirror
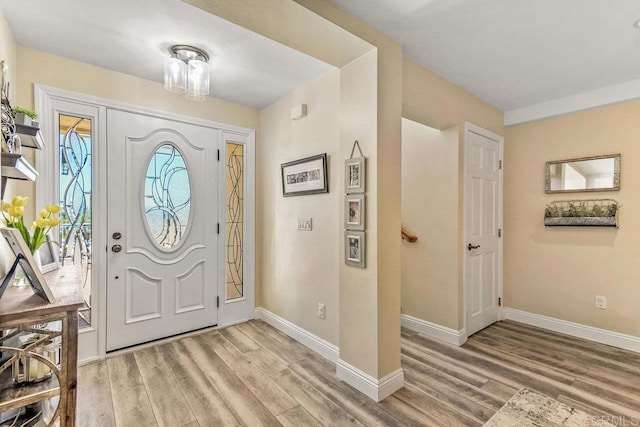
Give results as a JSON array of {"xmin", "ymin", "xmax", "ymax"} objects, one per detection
[{"xmin": 545, "ymin": 154, "xmax": 620, "ymax": 194}]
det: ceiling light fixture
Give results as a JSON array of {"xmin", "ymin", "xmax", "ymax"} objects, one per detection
[{"xmin": 164, "ymin": 45, "xmax": 210, "ymax": 101}]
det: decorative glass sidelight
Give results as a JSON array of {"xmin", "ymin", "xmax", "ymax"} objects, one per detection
[
  {"xmin": 58, "ymin": 114, "xmax": 92, "ymax": 327},
  {"xmin": 226, "ymin": 142, "xmax": 244, "ymax": 300},
  {"xmin": 144, "ymin": 144, "xmax": 191, "ymax": 249}
]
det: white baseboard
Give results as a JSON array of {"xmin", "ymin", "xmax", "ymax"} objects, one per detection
[
  {"xmin": 254, "ymin": 307, "xmax": 339, "ymax": 362},
  {"xmin": 503, "ymin": 307, "xmax": 640, "ymax": 354},
  {"xmin": 336, "ymin": 360, "xmax": 404, "ymax": 402},
  {"xmin": 401, "ymin": 313, "xmax": 467, "ymax": 346}
]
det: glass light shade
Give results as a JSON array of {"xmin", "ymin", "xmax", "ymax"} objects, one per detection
[
  {"xmin": 186, "ymin": 59, "xmax": 210, "ymax": 101},
  {"xmin": 164, "ymin": 57, "xmax": 186, "ymax": 93}
]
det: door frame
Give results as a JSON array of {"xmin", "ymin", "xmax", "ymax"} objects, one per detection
[
  {"xmin": 462, "ymin": 122, "xmax": 504, "ymax": 340},
  {"xmin": 36, "ymin": 84, "xmax": 255, "ymax": 362}
]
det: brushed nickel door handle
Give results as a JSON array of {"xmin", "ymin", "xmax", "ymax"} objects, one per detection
[
  {"xmin": 112, "ymin": 244, "xmax": 122, "ymax": 253},
  {"xmin": 467, "ymin": 243, "xmax": 481, "ymax": 251}
]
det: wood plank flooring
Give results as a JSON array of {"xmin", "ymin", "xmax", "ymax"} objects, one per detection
[{"xmin": 77, "ymin": 320, "xmax": 640, "ymax": 426}]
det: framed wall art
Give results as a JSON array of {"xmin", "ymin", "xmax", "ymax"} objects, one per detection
[
  {"xmin": 281, "ymin": 153, "xmax": 328, "ymax": 197},
  {"xmin": 345, "ymin": 194, "xmax": 365, "ymax": 231},
  {"xmin": 344, "ymin": 230, "xmax": 365, "ymax": 268},
  {"xmin": 344, "ymin": 156, "xmax": 365, "ymax": 194}
]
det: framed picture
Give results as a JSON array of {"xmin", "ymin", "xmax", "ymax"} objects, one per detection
[
  {"xmin": 0, "ymin": 228, "xmax": 56, "ymax": 303},
  {"xmin": 344, "ymin": 230, "xmax": 366, "ymax": 268},
  {"xmin": 345, "ymin": 194, "xmax": 365, "ymax": 231},
  {"xmin": 38, "ymin": 234, "xmax": 59, "ymax": 273},
  {"xmin": 344, "ymin": 156, "xmax": 365, "ymax": 194},
  {"xmin": 281, "ymin": 153, "xmax": 329, "ymax": 197}
]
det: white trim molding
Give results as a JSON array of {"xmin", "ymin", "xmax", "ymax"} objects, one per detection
[
  {"xmin": 504, "ymin": 77, "xmax": 640, "ymax": 126},
  {"xmin": 503, "ymin": 308, "xmax": 640, "ymax": 354},
  {"xmin": 401, "ymin": 314, "xmax": 467, "ymax": 346},
  {"xmin": 336, "ymin": 360, "xmax": 404, "ymax": 402},
  {"xmin": 254, "ymin": 308, "xmax": 339, "ymax": 362}
]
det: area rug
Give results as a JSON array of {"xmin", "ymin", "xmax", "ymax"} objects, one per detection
[{"xmin": 483, "ymin": 388, "xmax": 615, "ymax": 426}]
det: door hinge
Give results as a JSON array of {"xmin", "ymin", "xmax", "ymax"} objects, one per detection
[
  {"xmin": 498, "ymin": 228, "xmax": 502, "ymax": 238},
  {"xmin": 217, "ymin": 223, "xmax": 220, "ymax": 234},
  {"xmin": 217, "ymin": 149, "xmax": 220, "ymax": 161},
  {"xmin": 217, "ymin": 296, "xmax": 220, "ymax": 308},
  {"xmin": 498, "ymin": 160, "xmax": 503, "ymax": 170},
  {"xmin": 498, "ymin": 297, "xmax": 502, "ymax": 307}
]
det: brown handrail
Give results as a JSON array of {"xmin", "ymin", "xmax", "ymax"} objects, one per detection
[{"xmin": 401, "ymin": 226, "xmax": 417, "ymax": 243}]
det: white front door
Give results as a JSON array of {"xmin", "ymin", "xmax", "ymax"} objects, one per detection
[
  {"xmin": 465, "ymin": 124, "xmax": 502, "ymax": 337},
  {"xmin": 106, "ymin": 109, "xmax": 219, "ymax": 351}
]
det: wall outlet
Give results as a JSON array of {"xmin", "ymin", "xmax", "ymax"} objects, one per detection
[
  {"xmin": 595, "ymin": 295, "xmax": 607, "ymax": 310},
  {"xmin": 317, "ymin": 303, "xmax": 325, "ymax": 319},
  {"xmin": 298, "ymin": 217, "xmax": 312, "ymax": 231}
]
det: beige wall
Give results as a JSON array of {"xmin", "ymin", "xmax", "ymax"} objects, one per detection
[
  {"xmin": 402, "ymin": 57, "xmax": 504, "ymax": 330},
  {"xmin": 505, "ymin": 100, "xmax": 640, "ymax": 337},
  {"xmin": 0, "ymin": 9, "xmax": 16, "ymax": 104},
  {"xmin": 16, "ymin": 46, "xmax": 258, "ymax": 129},
  {"xmin": 338, "ymin": 50, "xmax": 381, "ymax": 375},
  {"xmin": 0, "ymin": 8, "xmax": 17, "ymax": 275},
  {"xmin": 296, "ymin": 0, "xmax": 404, "ymax": 378},
  {"xmin": 403, "ymin": 58, "xmax": 503, "ymax": 135},
  {"xmin": 401, "ymin": 119, "xmax": 459, "ymax": 329},
  {"xmin": 258, "ymin": 68, "xmax": 341, "ymax": 345}
]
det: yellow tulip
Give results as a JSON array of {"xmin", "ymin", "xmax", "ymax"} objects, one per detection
[
  {"xmin": 11, "ymin": 196, "xmax": 29, "ymax": 207},
  {"xmin": 39, "ymin": 209, "xmax": 49, "ymax": 218},
  {"xmin": 8, "ymin": 206, "xmax": 24, "ymax": 218},
  {"xmin": 46, "ymin": 203, "xmax": 62, "ymax": 214},
  {"xmin": 35, "ymin": 217, "xmax": 49, "ymax": 228},
  {"xmin": 1, "ymin": 201, "xmax": 11, "ymax": 212},
  {"xmin": 47, "ymin": 217, "xmax": 61, "ymax": 227}
]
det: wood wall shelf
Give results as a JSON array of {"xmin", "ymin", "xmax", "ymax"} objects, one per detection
[{"xmin": 15, "ymin": 123, "xmax": 45, "ymax": 150}]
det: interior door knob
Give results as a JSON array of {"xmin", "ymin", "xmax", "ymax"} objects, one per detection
[
  {"xmin": 467, "ymin": 243, "xmax": 481, "ymax": 251},
  {"xmin": 111, "ymin": 244, "xmax": 122, "ymax": 253}
]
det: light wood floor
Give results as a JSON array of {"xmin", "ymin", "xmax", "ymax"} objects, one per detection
[{"xmin": 77, "ymin": 320, "xmax": 640, "ymax": 426}]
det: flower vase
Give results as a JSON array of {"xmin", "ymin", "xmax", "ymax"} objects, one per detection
[{"xmin": 32, "ymin": 250, "xmax": 42, "ymax": 272}]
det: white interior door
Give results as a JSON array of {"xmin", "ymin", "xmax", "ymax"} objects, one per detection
[
  {"xmin": 106, "ymin": 109, "xmax": 219, "ymax": 351},
  {"xmin": 465, "ymin": 125, "xmax": 502, "ymax": 337}
]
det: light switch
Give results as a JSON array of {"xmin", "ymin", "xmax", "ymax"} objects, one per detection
[{"xmin": 298, "ymin": 217, "xmax": 312, "ymax": 231}]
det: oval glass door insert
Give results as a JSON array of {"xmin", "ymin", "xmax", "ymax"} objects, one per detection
[{"xmin": 144, "ymin": 144, "xmax": 191, "ymax": 249}]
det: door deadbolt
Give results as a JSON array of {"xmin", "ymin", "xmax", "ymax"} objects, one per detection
[
  {"xmin": 111, "ymin": 244, "xmax": 122, "ymax": 253},
  {"xmin": 112, "ymin": 232, "xmax": 122, "ymax": 240},
  {"xmin": 467, "ymin": 243, "xmax": 481, "ymax": 251}
]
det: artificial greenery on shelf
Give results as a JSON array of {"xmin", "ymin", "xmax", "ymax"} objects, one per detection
[
  {"xmin": 12, "ymin": 106, "xmax": 38, "ymax": 121},
  {"xmin": 544, "ymin": 201, "xmax": 618, "ymax": 218}
]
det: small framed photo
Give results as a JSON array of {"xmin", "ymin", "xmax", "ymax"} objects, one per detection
[
  {"xmin": 345, "ymin": 194, "xmax": 365, "ymax": 231},
  {"xmin": 281, "ymin": 153, "xmax": 329, "ymax": 197},
  {"xmin": 38, "ymin": 234, "xmax": 59, "ymax": 273},
  {"xmin": 345, "ymin": 230, "xmax": 365, "ymax": 268},
  {"xmin": 345, "ymin": 157, "xmax": 365, "ymax": 194}
]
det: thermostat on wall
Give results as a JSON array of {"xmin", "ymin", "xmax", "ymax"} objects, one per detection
[{"xmin": 291, "ymin": 104, "xmax": 307, "ymax": 120}]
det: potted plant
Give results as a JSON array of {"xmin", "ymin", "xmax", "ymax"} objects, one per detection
[{"xmin": 12, "ymin": 106, "xmax": 38, "ymax": 127}]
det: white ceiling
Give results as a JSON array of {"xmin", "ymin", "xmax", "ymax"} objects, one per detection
[
  {"xmin": 0, "ymin": 0, "xmax": 334, "ymax": 109},
  {"xmin": 328, "ymin": 0, "xmax": 640, "ymax": 112}
]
